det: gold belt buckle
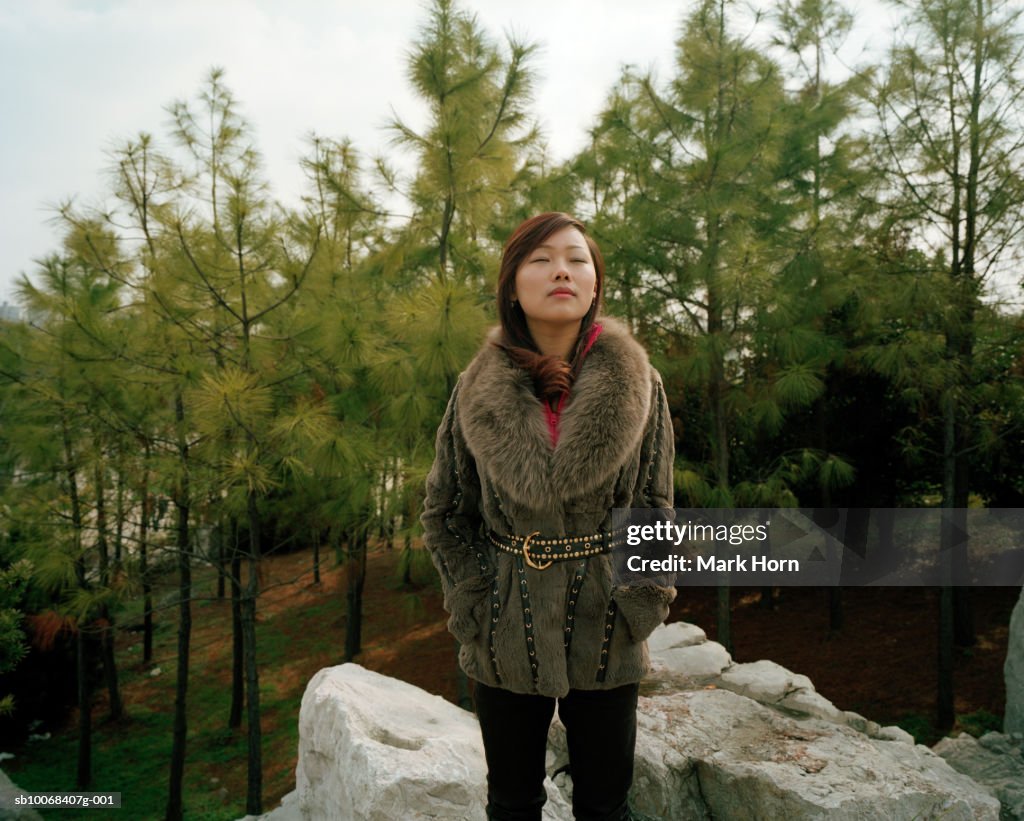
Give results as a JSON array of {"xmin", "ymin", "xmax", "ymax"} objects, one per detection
[{"xmin": 521, "ymin": 531, "xmax": 552, "ymax": 571}]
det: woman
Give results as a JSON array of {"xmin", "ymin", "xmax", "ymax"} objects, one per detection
[{"xmin": 421, "ymin": 212, "xmax": 676, "ymax": 821}]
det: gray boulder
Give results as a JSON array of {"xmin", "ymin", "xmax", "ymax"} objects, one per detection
[
  {"xmin": 292, "ymin": 664, "xmax": 568, "ymax": 821},
  {"xmin": 280, "ymin": 622, "xmax": 1003, "ymax": 820},
  {"xmin": 616, "ymin": 688, "xmax": 999, "ymax": 820},
  {"xmin": 933, "ymin": 731, "xmax": 1024, "ymax": 820}
]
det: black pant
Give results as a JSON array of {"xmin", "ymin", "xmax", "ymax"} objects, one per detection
[{"xmin": 472, "ymin": 680, "xmax": 639, "ymax": 821}]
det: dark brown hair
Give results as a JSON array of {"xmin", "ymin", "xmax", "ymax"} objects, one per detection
[{"xmin": 493, "ymin": 212, "xmax": 605, "ymax": 406}]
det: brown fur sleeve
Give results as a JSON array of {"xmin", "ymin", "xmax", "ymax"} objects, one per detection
[
  {"xmin": 612, "ymin": 581, "xmax": 677, "ymax": 643},
  {"xmin": 616, "ymin": 367, "xmax": 678, "ymax": 641},
  {"xmin": 420, "ymin": 378, "xmax": 491, "ymax": 617}
]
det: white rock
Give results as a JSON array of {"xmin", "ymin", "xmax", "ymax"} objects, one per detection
[
  {"xmin": 843, "ymin": 710, "xmax": 881, "ymax": 738},
  {"xmin": 288, "ymin": 650, "xmax": 1017, "ymax": 821},
  {"xmin": 776, "ymin": 688, "xmax": 844, "ymax": 722},
  {"xmin": 541, "ymin": 776, "xmax": 573, "ymax": 819},
  {"xmin": 294, "ymin": 664, "xmax": 489, "ymax": 820},
  {"xmin": 717, "ymin": 659, "xmax": 815, "ymax": 704},
  {"xmin": 635, "ymin": 688, "xmax": 999, "ymax": 820},
  {"xmin": 875, "ymin": 725, "xmax": 916, "ymax": 745},
  {"xmin": 646, "ymin": 621, "xmax": 706, "ymax": 653},
  {"xmin": 654, "ymin": 641, "xmax": 732, "ymax": 677},
  {"xmin": 1005, "ymin": 586, "xmax": 1024, "ymax": 734},
  {"xmin": 289, "ymin": 663, "xmax": 1001, "ymax": 821},
  {"xmin": 933, "ymin": 731, "xmax": 1023, "ymax": 820}
]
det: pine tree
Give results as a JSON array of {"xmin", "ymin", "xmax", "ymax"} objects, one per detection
[
  {"xmin": 8, "ymin": 242, "xmax": 136, "ymax": 788},
  {"xmin": 573, "ymin": 0, "xmax": 841, "ymax": 650},
  {"xmin": 873, "ymin": 0, "xmax": 1024, "ymax": 730},
  {"xmin": 388, "ymin": 0, "xmax": 539, "ymax": 285}
]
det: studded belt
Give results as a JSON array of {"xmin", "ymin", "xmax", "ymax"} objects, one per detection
[{"xmin": 487, "ymin": 528, "xmax": 625, "ymax": 570}]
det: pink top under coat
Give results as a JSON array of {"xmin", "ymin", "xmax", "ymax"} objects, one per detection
[{"xmin": 543, "ymin": 322, "xmax": 604, "ymax": 447}]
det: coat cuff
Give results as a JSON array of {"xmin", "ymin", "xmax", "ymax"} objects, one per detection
[
  {"xmin": 445, "ymin": 573, "xmax": 493, "ymax": 644},
  {"xmin": 612, "ymin": 581, "xmax": 677, "ymax": 643}
]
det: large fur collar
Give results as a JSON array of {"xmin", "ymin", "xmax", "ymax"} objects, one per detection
[{"xmin": 457, "ymin": 315, "xmax": 653, "ymax": 510}]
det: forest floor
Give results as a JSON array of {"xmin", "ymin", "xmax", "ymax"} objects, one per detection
[{"xmin": 4, "ymin": 542, "xmax": 1015, "ymax": 819}]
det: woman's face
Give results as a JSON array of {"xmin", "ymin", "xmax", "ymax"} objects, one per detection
[{"xmin": 511, "ymin": 226, "xmax": 597, "ymax": 327}]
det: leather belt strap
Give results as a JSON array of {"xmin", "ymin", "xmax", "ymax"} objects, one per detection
[{"xmin": 488, "ymin": 528, "xmax": 625, "ymax": 570}]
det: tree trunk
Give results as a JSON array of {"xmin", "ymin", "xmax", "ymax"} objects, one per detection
[
  {"xmin": 333, "ymin": 526, "xmax": 345, "ymax": 566},
  {"xmin": 708, "ymin": 260, "xmax": 733, "ymax": 656},
  {"xmin": 716, "ymin": 586, "xmax": 732, "ymax": 656},
  {"xmin": 215, "ymin": 513, "xmax": 226, "ymax": 600},
  {"xmin": 403, "ymin": 490, "xmax": 416, "ymax": 586},
  {"xmin": 140, "ymin": 448, "xmax": 153, "ymax": 665},
  {"xmin": 99, "ymin": 620, "xmax": 121, "ymax": 722},
  {"xmin": 344, "ymin": 526, "xmax": 368, "ymax": 661},
  {"xmin": 166, "ymin": 391, "xmax": 192, "ymax": 821},
  {"xmin": 114, "ymin": 458, "xmax": 126, "ymax": 568},
  {"xmin": 378, "ymin": 469, "xmax": 388, "ymax": 543},
  {"xmin": 938, "ymin": 583, "xmax": 955, "ymax": 732},
  {"xmin": 229, "ymin": 517, "xmax": 244, "ymax": 729},
  {"xmin": 438, "ymin": 193, "xmax": 454, "ymax": 278},
  {"xmin": 75, "ymin": 625, "xmax": 92, "ymax": 790},
  {"xmin": 243, "ymin": 488, "xmax": 263, "ymax": 817},
  {"xmin": 313, "ymin": 527, "xmax": 321, "ymax": 586},
  {"xmin": 61, "ymin": 413, "xmax": 92, "ymax": 789},
  {"xmin": 94, "ymin": 460, "xmax": 123, "ymax": 721},
  {"xmin": 401, "ymin": 545, "xmax": 413, "ymax": 588},
  {"xmin": 953, "ymin": 319, "xmax": 975, "ymax": 647},
  {"xmin": 937, "ymin": 387, "xmax": 958, "ymax": 733}
]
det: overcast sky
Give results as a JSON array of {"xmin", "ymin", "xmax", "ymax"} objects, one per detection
[{"xmin": 0, "ymin": 0, "xmax": 898, "ymax": 308}]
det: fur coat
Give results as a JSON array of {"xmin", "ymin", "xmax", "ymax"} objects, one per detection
[{"xmin": 421, "ymin": 315, "xmax": 677, "ymax": 698}]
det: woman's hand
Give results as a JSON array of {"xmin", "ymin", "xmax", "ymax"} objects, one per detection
[{"xmin": 611, "ymin": 581, "xmax": 677, "ymax": 643}]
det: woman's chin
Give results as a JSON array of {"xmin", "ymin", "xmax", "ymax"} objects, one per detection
[{"xmin": 525, "ymin": 306, "xmax": 589, "ymax": 325}]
